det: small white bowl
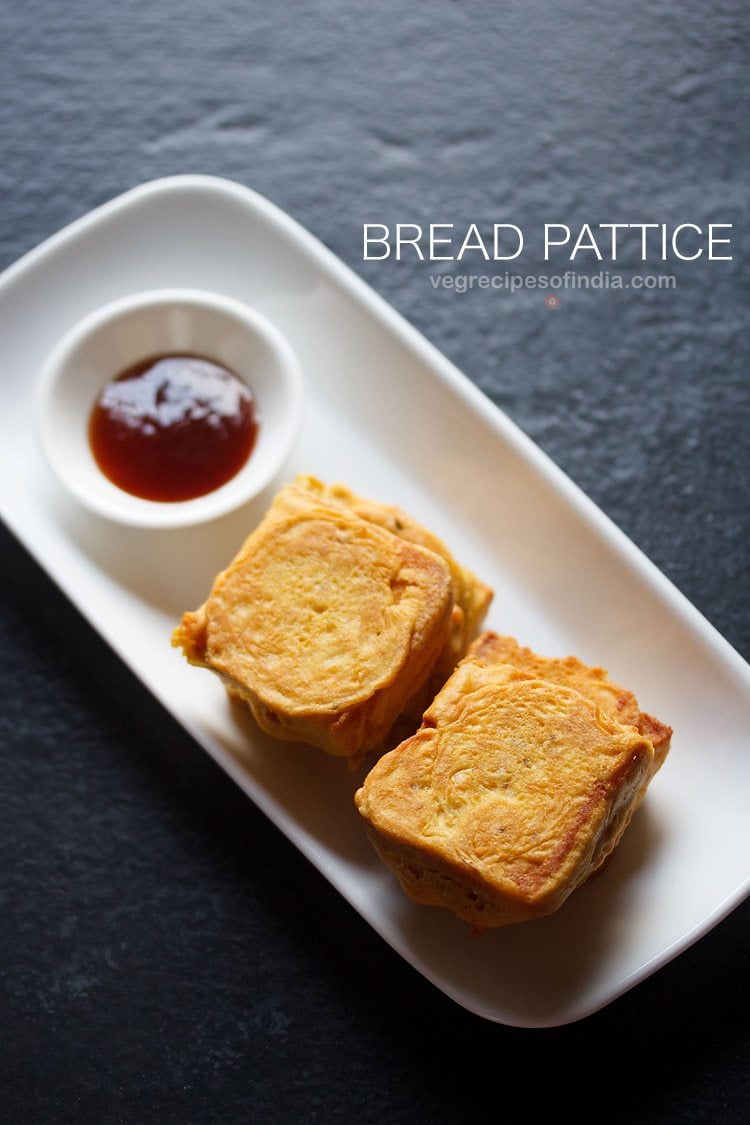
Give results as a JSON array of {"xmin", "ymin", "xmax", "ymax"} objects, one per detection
[{"xmin": 34, "ymin": 288, "xmax": 304, "ymax": 527}]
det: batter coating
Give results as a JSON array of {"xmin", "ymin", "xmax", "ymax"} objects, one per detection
[
  {"xmin": 173, "ymin": 478, "xmax": 458, "ymax": 758},
  {"xmin": 356, "ymin": 652, "xmax": 659, "ymax": 928},
  {"xmin": 469, "ymin": 633, "xmax": 671, "ymax": 772}
]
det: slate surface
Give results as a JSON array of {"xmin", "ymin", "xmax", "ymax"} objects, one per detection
[{"xmin": 1, "ymin": 2, "xmax": 748, "ymax": 1121}]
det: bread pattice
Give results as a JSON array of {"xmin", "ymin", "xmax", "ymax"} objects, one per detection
[
  {"xmin": 355, "ymin": 636, "xmax": 668, "ymax": 928},
  {"xmin": 469, "ymin": 632, "xmax": 672, "ymax": 774},
  {"xmin": 310, "ymin": 477, "xmax": 493, "ymax": 683},
  {"xmin": 173, "ymin": 477, "xmax": 491, "ymax": 759}
]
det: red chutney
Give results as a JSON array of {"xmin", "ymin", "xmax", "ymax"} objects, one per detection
[{"xmin": 88, "ymin": 354, "xmax": 258, "ymax": 502}]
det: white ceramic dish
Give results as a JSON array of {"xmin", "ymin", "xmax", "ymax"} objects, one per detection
[
  {"xmin": 34, "ymin": 287, "xmax": 304, "ymax": 528},
  {"xmin": 1, "ymin": 175, "xmax": 748, "ymax": 1028}
]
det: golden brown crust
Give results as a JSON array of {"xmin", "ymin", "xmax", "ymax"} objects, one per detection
[
  {"xmin": 636, "ymin": 711, "xmax": 672, "ymax": 771},
  {"xmin": 355, "ymin": 656, "xmax": 657, "ymax": 928},
  {"xmin": 172, "ymin": 478, "xmax": 457, "ymax": 758},
  {"xmin": 297, "ymin": 475, "xmax": 493, "ymax": 678},
  {"xmin": 469, "ymin": 633, "xmax": 672, "ymax": 772}
]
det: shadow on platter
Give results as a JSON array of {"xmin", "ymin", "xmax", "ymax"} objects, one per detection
[
  {"xmin": 196, "ymin": 678, "xmax": 671, "ymax": 1027},
  {"xmin": 382, "ymin": 799, "xmax": 669, "ymax": 1025},
  {"xmin": 201, "ymin": 692, "xmax": 378, "ymax": 868}
]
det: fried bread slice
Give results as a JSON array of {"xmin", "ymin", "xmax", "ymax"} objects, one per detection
[
  {"xmin": 295, "ymin": 475, "xmax": 493, "ymax": 680},
  {"xmin": 355, "ymin": 656, "xmax": 656, "ymax": 928},
  {"xmin": 173, "ymin": 479, "xmax": 454, "ymax": 758},
  {"xmin": 469, "ymin": 633, "xmax": 671, "ymax": 772}
]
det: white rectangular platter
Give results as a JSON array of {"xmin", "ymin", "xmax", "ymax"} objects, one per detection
[{"xmin": 1, "ymin": 175, "xmax": 748, "ymax": 1027}]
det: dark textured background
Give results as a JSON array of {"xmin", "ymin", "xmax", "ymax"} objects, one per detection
[{"xmin": 1, "ymin": 2, "xmax": 748, "ymax": 1121}]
